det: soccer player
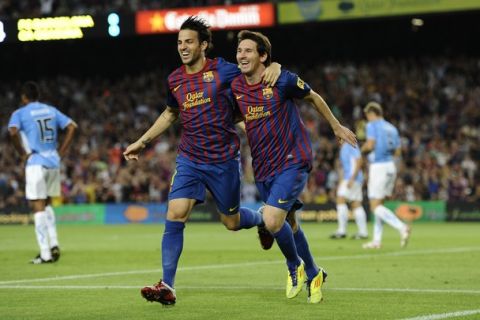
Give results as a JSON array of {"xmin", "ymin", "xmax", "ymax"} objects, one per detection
[
  {"xmin": 361, "ymin": 102, "xmax": 411, "ymax": 249},
  {"xmin": 330, "ymin": 141, "xmax": 368, "ymax": 239},
  {"xmin": 123, "ymin": 17, "xmax": 281, "ymax": 305},
  {"xmin": 231, "ymin": 30, "xmax": 357, "ymax": 303},
  {"xmin": 8, "ymin": 81, "xmax": 77, "ymax": 264}
]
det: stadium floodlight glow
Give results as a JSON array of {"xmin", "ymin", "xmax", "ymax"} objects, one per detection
[
  {"xmin": 0, "ymin": 21, "xmax": 7, "ymax": 42},
  {"xmin": 108, "ymin": 13, "xmax": 120, "ymax": 37},
  {"xmin": 411, "ymin": 18, "xmax": 424, "ymax": 27}
]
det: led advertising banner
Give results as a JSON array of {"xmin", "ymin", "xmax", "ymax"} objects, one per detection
[
  {"xmin": 136, "ymin": 3, "xmax": 275, "ymax": 34},
  {"xmin": 278, "ymin": 0, "xmax": 480, "ymax": 24},
  {"xmin": 0, "ymin": 13, "xmax": 135, "ymax": 43}
]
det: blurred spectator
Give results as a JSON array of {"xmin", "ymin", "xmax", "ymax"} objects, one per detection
[{"xmin": 1, "ymin": 56, "xmax": 479, "ymax": 209}]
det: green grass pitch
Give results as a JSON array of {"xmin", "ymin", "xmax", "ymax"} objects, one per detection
[{"xmin": 1, "ymin": 222, "xmax": 479, "ymax": 319}]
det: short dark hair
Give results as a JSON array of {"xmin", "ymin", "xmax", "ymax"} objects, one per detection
[
  {"xmin": 237, "ymin": 30, "xmax": 272, "ymax": 66},
  {"xmin": 21, "ymin": 81, "xmax": 40, "ymax": 101},
  {"xmin": 363, "ymin": 101, "xmax": 383, "ymax": 116},
  {"xmin": 180, "ymin": 16, "xmax": 213, "ymax": 54}
]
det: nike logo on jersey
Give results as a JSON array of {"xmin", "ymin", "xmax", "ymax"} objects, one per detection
[
  {"xmin": 229, "ymin": 205, "xmax": 239, "ymax": 212},
  {"xmin": 173, "ymin": 84, "xmax": 182, "ymax": 92},
  {"xmin": 235, "ymin": 94, "xmax": 244, "ymax": 100},
  {"xmin": 278, "ymin": 199, "xmax": 289, "ymax": 204}
]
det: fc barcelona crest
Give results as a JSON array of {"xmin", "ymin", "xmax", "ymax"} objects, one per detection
[
  {"xmin": 203, "ymin": 71, "xmax": 214, "ymax": 82},
  {"xmin": 262, "ymin": 87, "xmax": 273, "ymax": 100}
]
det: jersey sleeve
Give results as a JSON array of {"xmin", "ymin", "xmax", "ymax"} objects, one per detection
[
  {"xmin": 8, "ymin": 110, "xmax": 22, "ymax": 129},
  {"xmin": 217, "ymin": 57, "xmax": 241, "ymax": 85},
  {"xmin": 54, "ymin": 108, "xmax": 73, "ymax": 129},
  {"xmin": 283, "ymin": 70, "xmax": 311, "ymax": 99},
  {"xmin": 165, "ymin": 79, "xmax": 180, "ymax": 109},
  {"xmin": 366, "ymin": 122, "xmax": 376, "ymax": 141}
]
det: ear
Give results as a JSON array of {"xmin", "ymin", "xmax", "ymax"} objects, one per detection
[
  {"xmin": 201, "ymin": 41, "xmax": 209, "ymax": 52},
  {"xmin": 260, "ymin": 53, "xmax": 268, "ymax": 64}
]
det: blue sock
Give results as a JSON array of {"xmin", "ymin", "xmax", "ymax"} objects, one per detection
[
  {"xmin": 236, "ymin": 207, "xmax": 263, "ymax": 230},
  {"xmin": 273, "ymin": 222, "xmax": 301, "ymax": 271},
  {"xmin": 161, "ymin": 220, "xmax": 185, "ymax": 288},
  {"xmin": 294, "ymin": 227, "xmax": 319, "ymax": 280}
]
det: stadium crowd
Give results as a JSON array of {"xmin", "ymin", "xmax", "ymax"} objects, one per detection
[
  {"xmin": 0, "ymin": 0, "xmax": 272, "ymax": 18},
  {"xmin": 1, "ymin": 56, "xmax": 479, "ymax": 210}
]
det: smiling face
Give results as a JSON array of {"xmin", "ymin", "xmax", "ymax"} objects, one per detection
[
  {"xmin": 177, "ymin": 29, "xmax": 206, "ymax": 67},
  {"xmin": 236, "ymin": 39, "xmax": 267, "ymax": 77}
]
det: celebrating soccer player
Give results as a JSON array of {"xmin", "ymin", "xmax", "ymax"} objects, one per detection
[
  {"xmin": 231, "ymin": 30, "xmax": 357, "ymax": 303},
  {"xmin": 123, "ymin": 17, "xmax": 281, "ymax": 306}
]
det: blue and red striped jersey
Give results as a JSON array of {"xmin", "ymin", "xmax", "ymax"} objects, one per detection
[
  {"xmin": 166, "ymin": 57, "xmax": 241, "ymax": 163},
  {"xmin": 232, "ymin": 69, "xmax": 313, "ymax": 181}
]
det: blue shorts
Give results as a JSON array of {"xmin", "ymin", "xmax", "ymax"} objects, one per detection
[
  {"xmin": 168, "ymin": 155, "xmax": 241, "ymax": 215},
  {"xmin": 256, "ymin": 164, "xmax": 308, "ymax": 211}
]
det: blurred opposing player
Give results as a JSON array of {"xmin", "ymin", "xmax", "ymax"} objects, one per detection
[
  {"xmin": 330, "ymin": 141, "xmax": 368, "ymax": 239},
  {"xmin": 232, "ymin": 30, "xmax": 357, "ymax": 303},
  {"xmin": 8, "ymin": 81, "xmax": 77, "ymax": 264},
  {"xmin": 123, "ymin": 17, "xmax": 281, "ymax": 306},
  {"xmin": 361, "ymin": 102, "xmax": 410, "ymax": 249}
]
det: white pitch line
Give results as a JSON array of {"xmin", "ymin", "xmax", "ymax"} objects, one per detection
[
  {"xmin": 0, "ymin": 285, "xmax": 479, "ymax": 296},
  {"xmin": 399, "ymin": 309, "xmax": 480, "ymax": 320},
  {"xmin": 1, "ymin": 246, "xmax": 479, "ymax": 285}
]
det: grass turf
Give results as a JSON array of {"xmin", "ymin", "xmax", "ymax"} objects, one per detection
[{"xmin": 1, "ymin": 222, "xmax": 479, "ymax": 319}]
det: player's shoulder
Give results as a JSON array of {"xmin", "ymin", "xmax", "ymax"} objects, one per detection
[
  {"xmin": 167, "ymin": 66, "xmax": 185, "ymax": 84},
  {"xmin": 213, "ymin": 57, "xmax": 232, "ymax": 67},
  {"xmin": 231, "ymin": 73, "xmax": 244, "ymax": 88},
  {"xmin": 276, "ymin": 69, "xmax": 304, "ymax": 87}
]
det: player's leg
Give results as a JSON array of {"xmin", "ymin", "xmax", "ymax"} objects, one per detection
[
  {"xmin": 362, "ymin": 198, "xmax": 384, "ymax": 249},
  {"xmin": 262, "ymin": 165, "xmax": 314, "ymax": 300},
  {"xmin": 262, "ymin": 204, "xmax": 304, "ymax": 298},
  {"xmin": 332, "ymin": 181, "xmax": 349, "ymax": 238},
  {"xmin": 278, "ymin": 167, "xmax": 326, "ymax": 303},
  {"xmin": 207, "ymin": 158, "xmax": 263, "ymax": 231},
  {"xmin": 372, "ymin": 165, "xmax": 408, "ymax": 237},
  {"xmin": 141, "ymin": 158, "xmax": 202, "ymax": 305},
  {"xmin": 26, "ymin": 165, "xmax": 52, "ymax": 264},
  {"xmin": 349, "ymin": 181, "xmax": 368, "ymax": 239},
  {"xmin": 351, "ymin": 201, "xmax": 368, "ymax": 239},
  {"xmin": 45, "ymin": 168, "xmax": 61, "ymax": 261}
]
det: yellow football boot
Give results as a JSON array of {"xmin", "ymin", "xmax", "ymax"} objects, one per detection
[
  {"xmin": 307, "ymin": 268, "xmax": 328, "ymax": 303},
  {"xmin": 286, "ymin": 262, "xmax": 306, "ymax": 299}
]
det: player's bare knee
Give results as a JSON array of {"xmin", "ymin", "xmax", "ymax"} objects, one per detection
[
  {"xmin": 263, "ymin": 216, "xmax": 283, "ymax": 233},
  {"xmin": 219, "ymin": 214, "xmax": 239, "ymax": 231},
  {"xmin": 166, "ymin": 208, "xmax": 189, "ymax": 222}
]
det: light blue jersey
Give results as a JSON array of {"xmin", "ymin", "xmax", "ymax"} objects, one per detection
[
  {"xmin": 365, "ymin": 119, "xmax": 400, "ymax": 163},
  {"xmin": 8, "ymin": 102, "xmax": 73, "ymax": 168},
  {"xmin": 340, "ymin": 143, "xmax": 363, "ymax": 183}
]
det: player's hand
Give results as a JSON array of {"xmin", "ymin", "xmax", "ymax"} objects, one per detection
[
  {"xmin": 261, "ymin": 62, "xmax": 281, "ymax": 87},
  {"xmin": 333, "ymin": 125, "xmax": 357, "ymax": 147},
  {"xmin": 123, "ymin": 141, "xmax": 146, "ymax": 161}
]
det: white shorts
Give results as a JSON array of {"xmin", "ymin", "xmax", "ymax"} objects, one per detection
[
  {"xmin": 368, "ymin": 162, "xmax": 396, "ymax": 200},
  {"xmin": 25, "ymin": 165, "xmax": 61, "ymax": 200},
  {"xmin": 337, "ymin": 180, "xmax": 363, "ymax": 202}
]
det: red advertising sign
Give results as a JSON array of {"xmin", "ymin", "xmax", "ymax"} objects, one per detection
[{"xmin": 136, "ymin": 3, "xmax": 274, "ymax": 34}]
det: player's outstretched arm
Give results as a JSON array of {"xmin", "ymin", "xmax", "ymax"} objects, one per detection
[
  {"xmin": 303, "ymin": 90, "xmax": 357, "ymax": 147},
  {"xmin": 261, "ymin": 62, "xmax": 281, "ymax": 87},
  {"xmin": 123, "ymin": 106, "xmax": 179, "ymax": 161},
  {"xmin": 58, "ymin": 122, "xmax": 78, "ymax": 157}
]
